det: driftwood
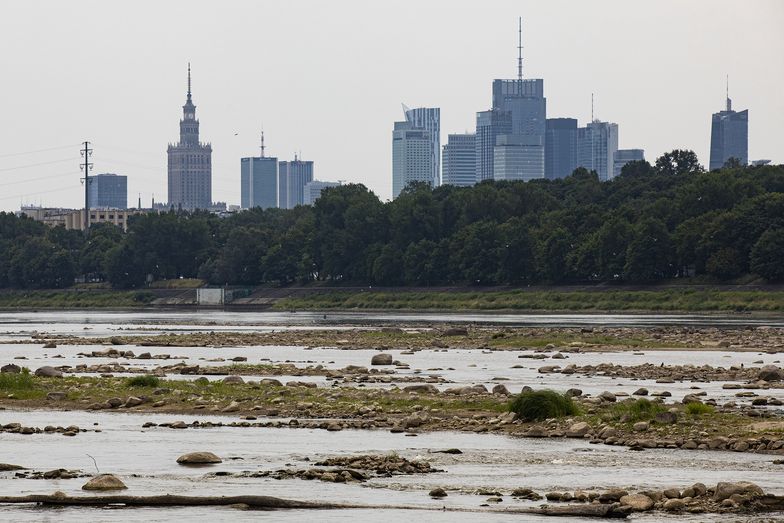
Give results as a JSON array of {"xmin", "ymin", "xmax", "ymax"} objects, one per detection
[{"xmin": 0, "ymin": 493, "xmax": 631, "ymax": 518}]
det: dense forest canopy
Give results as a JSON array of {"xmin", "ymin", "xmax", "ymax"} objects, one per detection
[{"xmin": 1, "ymin": 150, "xmax": 783, "ymax": 289}]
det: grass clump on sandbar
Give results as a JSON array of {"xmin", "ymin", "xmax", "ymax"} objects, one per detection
[
  {"xmin": 508, "ymin": 389, "xmax": 579, "ymax": 421},
  {"xmin": 126, "ymin": 375, "xmax": 161, "ymax": 388}
]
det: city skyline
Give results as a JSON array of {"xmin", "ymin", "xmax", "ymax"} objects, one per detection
[{"xmin": 0, "ymin": 0, "xmax": 782, "ymax": 212}]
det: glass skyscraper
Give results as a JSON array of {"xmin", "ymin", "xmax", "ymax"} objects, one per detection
[
  {"xmin": 545, "ymin": 118, "xmax": 578, "ymax": 180},
  {"xmin": 709, "ymin": 96, "xmax": 748, "ymax": 170},
  {"xmin": 578, "ymin": 121, "xmax": 619, "ymax": 182},
  {"xmin": 442, "ymin": 133, "xmax": 476, "ymax": 187},
  {"xmin": 403, "ymin": 106, "xmax": 440, "ymax": 187},
  {"xmin": 240, "ymin": 156, "xmax": 278, "ymax": 209},
  {"xmin": 88, "ymin": 173, "xmax": 127, "ymax": 209},
  {"xmin": 392, "ymin": 121, "xmax": 433, "ymax": 199},
  {"xmin": 278, "ymin": 158, "xmax": 314, "ymax": 209}
]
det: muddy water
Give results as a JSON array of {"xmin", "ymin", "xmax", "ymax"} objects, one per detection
[{"xmin": 1, "ymin": 410, "xmax": 782, "ymax": 522}]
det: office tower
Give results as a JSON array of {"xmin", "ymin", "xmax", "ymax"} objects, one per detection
[
  {"xmin": 167, "ymin": 64, "xmax": 212, "ymax": 210},
  {"xmin": 403, "ymin": 106, "xmax": 440, "ymax": 186},
  {"xmin": 442, "ymin": 133, "xmax": 476, "ymax": 187},
  {"xmin": 493, "ymin": 135, "xmax": 545, "ymax": 181},
  {"xmin": 392, "ymin": 121, "xmax": 433, "ymax": 199},
  {"xmin": 578, "ymin": 120, "xmax": 619, "ymax": 181},
  {"xmin": 240, "ymin": 132, "xmax": 278, "ymax": 209},
  {"xmin": 278, "ymin": 157, "xmax": 314, "ymax": 209},
  {"xmin": 475, "ymin": 109, "xmax": 512, "ymax": 182},
  {"xmin": 476, "ymin": 18, "xmax": 546, "ymax": 181},
  {"xmin": 88, "ymin": 173, "xmax": 127, "ymax": 209},
  {"xmin": 613, "ymin": 149, "xmax": 645, "ymax": 178},
  {"xmin": 303, "ymin": 180, "xmax": 341, "ymax": 205},
  {"xmin": 545, "ymin": 118, "xmax": 578, "ymax": 179},
  {"xmin": 709, "ymin": 88, "xmax": 748, "ymax": 170}
]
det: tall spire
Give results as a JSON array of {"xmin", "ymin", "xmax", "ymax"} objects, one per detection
[
  {"xmin": 517, "ymin": 17, "xmax": 523, "ymax": 82},
  {"xmin": 187, "ymin": 62, "xmax": 192, "ymax": 102},
  {"xmin": 260, "ymin": 130, "xmax": 266, "ymax": 158},
  {"xmin": 726, "ymin": 74, "xmax": 732, "ymax": 111}
]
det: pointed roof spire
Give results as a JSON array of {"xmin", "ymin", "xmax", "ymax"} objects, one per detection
[
  {"xmin": 187, "ymin": 62, "xmax": 192, "ymax": 101},
  {"xmin": 260, "ymin": 129, "xmax": 266, "ymax": 158},
  {"xmin": 726, "ymin": 74, "xmax": 732, "ymax": 111},
  {"xmin": 517, "ymin": 17, "xmax": 523, "ymax": 83}
]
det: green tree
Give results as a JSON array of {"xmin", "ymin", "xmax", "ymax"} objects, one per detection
[
  {"xmin": 8, "ymin": 237, "xmax": 75, "ymax": 288},
  {"xmin": 750, "ymin": 228, "xmax": 784, "ymax": 281},
  {"xmin": 654, "ymin": 150, "xmax": 703, "ymax": 177},
  {"xmin": 623, "ymin": 218, "xmax": 673, "ymax": 282}
]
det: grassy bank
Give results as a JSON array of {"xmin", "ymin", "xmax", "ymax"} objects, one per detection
[
  {"xmin": 0, "ymin": 290, "xmax": 155, "ymax": 309},
  {"xmin": 274, "ymin": 288, "xmax": 784, "ymax": 313}
]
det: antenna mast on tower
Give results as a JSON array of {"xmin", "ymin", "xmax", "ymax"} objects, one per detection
[
  {"xmin": 260, "ymin": 130, "xmax": 266, "ymax": 158},
  {"xmin": 517, "ymin": 17, "xmax": 524, "ymax": 94},
  {"xmin": 726, "ymin": 74, "xmax": 731, "ymax": 111}
]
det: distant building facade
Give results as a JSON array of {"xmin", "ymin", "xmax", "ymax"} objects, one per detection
[
  {"xmin": 493, "ymin": 134, "xmax": 545, "ymax": 182},
  {"xmin": 303, "ymin": 180, "xmax": 341, "ymax": 205},
  {"xmin": 545, "ymin": 118, "xmax": 578, "ymax": 179},
  {"xmin": 167, "ymin": 65, "xmax": 212, "ymax": 210},
  {"xmin": 403, "ymin": 106, "xmax": 440, "ymax": 186},
  {"xmin": 613, "ymin": 149, "xmax": 645, "ymax": 178},
  {"xmin": 392, "ymin": 121, "xmax": 433, "ymax": 199},
  {"xmin": 442, "ymin": 133, "xmax": 476, "ymax": 187},
  {"xmin": 578, "ymin": 120, "xmax": 619, "ymax": 181},
  {"xmin": 88, "ymin": 173, "xmax": 127, "ymax": 209},
  {"xmin": 19, "ymin": 206, "xmax": 146, "ymax": 232},
  {"xmin": 240, "ymin": 156, "xmax": 278, "ymax": 209},
  {"xmin": 475, "ymin": 109, "xmax": 512, "ymax": 182},
  {"xmin": 709, "ymin": 96, "xmax": 748, "ymax": 170},
  {"xmin": 278, "ymin": 158, "xmax": 314, "ymax": 209}
]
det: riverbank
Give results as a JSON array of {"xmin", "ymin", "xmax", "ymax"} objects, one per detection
[{"xmin": 1, "ymin": 286, "xmax": 784, "ymax": 312}]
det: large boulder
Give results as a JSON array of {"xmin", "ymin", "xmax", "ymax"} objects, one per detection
[
  {"xmin": 222, "ymin": 375, "xmax": 244, "ymax": 384},
  {"xmin": 1, "ymin": 364, "xmax": 21, "ymax": 374},
  {"xmin": 566, "ymin": 422, "xmax": 591, "ymax": 438},
  {"xmin": 619, "ymin": 493, "xmax": 654, "ymax": 511},
  {"xmin": 370, "ymin": 353, "xmax": 393, "ymax": 366},
  {"xmin": 758, "ymin": 365, "xmax": 783, "ymax": 382},
  {"xmin": 442, "ymin": 327, "xmax": 468, "ymax": 337},
  {"xmin": 82, "ymin": 474, "xmax": 127, "ymax": 491},
  {"xmin": 34, "ymin": 366, "xmax": 63, "ymax": 378},
  {"xmin": 402, "ymin": 384, "xmax": 438, "ymax": 394},
  {"xmin": 713, "ymin": 482, "xmax": 764, "ymax": 501},
  {"xmin": 176, "ymin": 452, "xmax": 222, "ymax": 465}
]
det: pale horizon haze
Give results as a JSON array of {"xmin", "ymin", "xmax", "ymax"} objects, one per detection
[{"xmin": 0, "ymin": 0, "xmax": 782, "ymax": 211}]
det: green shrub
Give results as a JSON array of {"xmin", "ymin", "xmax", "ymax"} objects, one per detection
[
  {"xmin": 610, "ymin": 398, "xmax": 667, "ymax": 422},
  {"xmin": 685, "ymin": 402, "xmax": 714, "ymax": 416},
  {"xmin": 126, "ymin": 375, "xmax": 160, "ymax": 387},
  {"xmin": 508, "ymin": 389, "xmax": 579, "ymax": 421},
  {"xmin": 0, "ymin": 368, "xmax": 34, "ymax": 391}
]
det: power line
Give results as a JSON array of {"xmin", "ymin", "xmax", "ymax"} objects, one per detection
[
  {"xmin": 0, "ymin": 144, "xmax": 81, "ymax": 159},
  {"xmin": 0, "ymin": 157, "xmax": 78, "ymax": 173},
  {"xmin": 0, "ymin": 184, "xmax": 76, "ymax": 202},
  {"xmin": 0, "ymin": 171, "xmax": 81, "ymax": 188}
]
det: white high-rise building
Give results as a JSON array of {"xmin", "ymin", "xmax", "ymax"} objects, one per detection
[
  {"xmin": 403, "ymin": 105, "xmax": 440, "ymax": 186},
  {"xmin": 493, "ymin": 135, "xmax": 545, "ymax": 182},
  {"xmin": 392, "ymin": 121, "xmax": 433, "ymax": 199},
  {"xmin": 442, "ymin": 133, "xmax": 476, "ymax": 187},
  {"xmin": 303, "ymin": 180, "xmax": 341, "ymax": 205},
  {"xmin": 578, "ymin": 121, "xmax": 619, "ymax": 181}
]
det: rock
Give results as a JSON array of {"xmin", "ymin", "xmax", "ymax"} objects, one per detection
[
  {"xmin": 598, "ymin": 489, "xmax": 628, "ymax": 502},
  {"xmin": 566, "ymin": 422, "xmax": 591, "ymax": 438},
  {"xmin": 124, "ymin": 396, "xmax": 144, "ymax": 407},
  {"xmin": 370, "ymin": 353, "xmax": 393, "ymax": 366},
  {"xmin": 46, "ymin": 391, "xmax": 67, "ymax": 401},
  {"xmin": 653, "ymin": 412, "xmax": 678, "ymax": 424},
  {"xmin": 537, "ymin": 365, "xmax": 560, "ymax": 374},
  {"xmin": 221, "ymin": 401, "xmax": 241, "ymax": 413},
  {"xmin": 663, "ymin": 498, "xmax": 685, "ymax": 511},
  {"xmin": 632, "ymin": 388, "xmax": 648, "ymax": 396},
  {"xmin": 442, "ymin": 327, "xmax": 467, "ymax": 336},
  {"xmin": 713, "ymin": 482, "xmax": 764, "ymax": 501},
  {"xmin": 429, "ymin": 487, "xmax": 447, "ymax": 498},
  {"xmin": 598, "ymin": 391, "xmax": 617, "ymax": 402},
  {"xmin": 682, "ymin": 394, "xmax": 703, "ymax": 404},
  {"xmin": 34, "ymin": 366, "xmax": 63, "ymax": 378},
  {"xmin": 511, "ymin": 488, "xmax": 542, "ymax": 500},
  {"xmin": 259, "ymin": 378, "xmax": 283, "ymax": 387},
  {"xmin": 82, "ymin": 474, "xmax": 127, "ymax": 491},
  {"xmin": 402, "ymin": 384, "xmax": 438, "ymax": 394},
  {"xmin": 491, "ymin": 384, "xmax": 510, "ymax": 395},
  {"xmin": 620, "ymin": 493, "xmax": 654, "ymax": 511},
  {"xmin": 1, "ymin": 364, "xmax": 21, "ymax": 373},
  {"xmin": 0, "ymin": 464, "xmax": 25, "ymax": 471},
  {"xmin": 43, "ymin": 342, "xmax": 57, "ymax": 349},
  {"xmin": 104, "ymin": 397, "xmax": 123, "ymax": 409},
  {"xmin": 137, "ymin": 352, "xmax": 152, "ymax": 359},
  {"xmin": 565, "ymin": 388, "xmax": 582, "ymax": 397},
  {"xmin": 632, "ymin": 422, "xmax": 649, "ymax": 432},
  {"xmin": 222, "ymin": 375, "xmax": 244, "ymax": 384},
  {"xmin": 176, "ymin": 452, "xmax": 222, "ymax": 465},
  {"xmin": 663, "ymin": 488, "xmax": 680, "ymax": 499},
  {"xmin": 758, "ymin": 365, "xmax": 783, "ymax": 382}
]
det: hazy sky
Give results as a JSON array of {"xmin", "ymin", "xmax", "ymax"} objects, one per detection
[{"xmin": 0, "ymin": 0, "xmax": 782, "ymax": 211}]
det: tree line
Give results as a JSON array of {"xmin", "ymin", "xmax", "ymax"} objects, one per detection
[{"xmin": 1, "ymin": 150, "xmax": 783, "ymax": 290}]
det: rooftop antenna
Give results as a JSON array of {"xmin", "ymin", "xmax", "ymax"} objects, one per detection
[
  {"xmin": 517, "ymin": 16, "xmax": 524, "ymax": 94},
  {"xmin": 726, "ymin": 74, "xmax": 731, "ymax": 111},
  {"xmin": 260, "ymin": 129, "xmax": 266, "ymax": 158},
  {"xmin": 187, "ymin": 63, "xmax": 192, "ymax": 101},
  {"xmin": 591, "ymin": 93, "xmax": 594, "ymax": 122}
]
